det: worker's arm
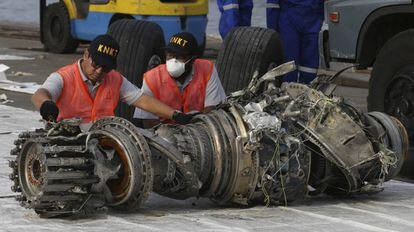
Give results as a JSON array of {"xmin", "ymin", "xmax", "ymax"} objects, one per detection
[
  {"xmin": 120, "ymin": 76, "xmax": 174, "ymax": 119},
  {"xmin": 33, "ymin": 72, "xmax": 64, "ymax": 109},
  {"xmin": 131, "ymin": 77, "xmax": 162, "ymax": 127},
  {"xmin": 32, "ymin": 73, "xmax": 63, "ymax": 121},
  {"xmin": 122, "ymin": 76, "xmax": 194, "ymax": 124},
  {"xmin": 31, "ymin": 88, "xmax": 53, "ymax": 110},
  {"xmin": 31, "ymin": 88, "xmax": 60, "ymax": 121},
  {"xmin": 131, "ymin": 94, "xmax": 175, "ymax": 120},
  {"xmin": 132, "ymin": 95, "xmax": 196, "ymax": 124}
]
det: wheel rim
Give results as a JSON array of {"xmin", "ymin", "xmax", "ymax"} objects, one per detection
[
  {"xmin": 19, "ymin": 142, "xmax": 46, "ymax": 199},
  {"xmin": 50, "ymin": 15, "xmax": 63, "ymax": 43},
  {"xmin": 147, "ymin": 54, "xmax": 162, "ymax": 71},
  {"xmin": 385, "ymin": 73, "xmax": 414, "ymax": 137},
  {"xmin": 391, "ymin": 116, "xmax": 410, "ymax": 161},
  {"xmin": 97, "ymin": 137, "xmax": 134, "ymax": 206}
]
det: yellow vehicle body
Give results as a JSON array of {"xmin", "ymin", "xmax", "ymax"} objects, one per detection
[
  {"xmin": 63, "ymin": 0, "xmax": 209, "ymax": 19},
  {"xmin": 41, "ymin": 0, "xmax": 208, "ymax": 53}
]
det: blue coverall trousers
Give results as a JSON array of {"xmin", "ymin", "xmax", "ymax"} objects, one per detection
[
  {"xmin": 266, "ymin": 0, "xmax": 280, "ymax": 31},
  {"xmin": 218, "ymin": 0, "xmax": 279, "ymax": 38},
  {"xmin": 217, "ymin": 0, "xmax": 253, "ymax": 39},
  {"xmin": 269, "ymin": 0, "xmax": 324, "ymax": 84}
]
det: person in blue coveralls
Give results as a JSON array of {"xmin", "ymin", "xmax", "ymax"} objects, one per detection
[
  {"xmin": 217, "ymin": 0, "xmax": 254, "ymax": 39},
  {"xmin": 217, "ymin": 0, "xmax": 280, "ymax": 38},
  {"xmin": 267, "ymin": 0, "xmax": 324, "ymax": 84},
  {"xmin": 218, "ymin": 1, "xmax": 323, "ymax": 84},
  {"xmin": 266, "ymin": 0, "xmax": 281, "ymax": 31}
]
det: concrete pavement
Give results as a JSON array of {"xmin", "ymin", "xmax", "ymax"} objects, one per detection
[
  {"xmin": 1, "ymin": 104, "xmax": 413, "ymax": 231},
  {"xmin": 1, "ymin": 25, "xmax": 413, "ymax": 232}
]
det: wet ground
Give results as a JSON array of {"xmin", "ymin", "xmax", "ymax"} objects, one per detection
[
  {"xmin": 1, "ymin": 104, "xmax": 414, "ymax": 231},
  {"xmin": 0, "ymin": 3, "xmax": 411, "ymax": 231},
  {"xmin": 0, "ymin": 34, "xmax": 411, "ymax": 231}
]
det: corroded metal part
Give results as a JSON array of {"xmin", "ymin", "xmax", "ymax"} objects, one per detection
[
  {"xmin": 141, "ymin": 126, "xmax": 199, "ymax": 199},
  {"xmin": 279, "ymin": 83, "xmax": 396, "ymax": 195},
  {"xmin": 90, "ymin": 117, "xmax": 154, "ymax": 209},
  {"xmin": 193, "ymin": 114, "xmax": 225, "ymax": 197},
  {"xmin": 10, "ymin": 62, "xmax": 408, "ymax": 217},
  {"xmin": 12, "ymin": 127, "xmax": 103, "ymax": 218}
]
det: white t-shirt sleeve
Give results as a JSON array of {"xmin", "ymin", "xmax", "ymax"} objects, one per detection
[
  {"xmin": 40, "ymin": 72, "xmax": 64, "ymax": 102},
  {"xmin": 119, "ymin": 76, "xmax": 144, "ymax": 105},
  {"xmin": 204, "ymin": 66, "xmax": 226, "ymax": 107},
  {"xmin": 133, "ymin": 79, "xmax": 159, "ymax": 119}
]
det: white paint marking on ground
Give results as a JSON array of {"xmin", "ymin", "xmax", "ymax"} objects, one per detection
[
  {"xmin": 281, "ymin": 207, "xmax": 398, "ymax": 232},
  {"xmin": 170, "ymin": 215, "xmax": 250, "ymax": 232},
  {"xmin": 366, "ymin": 200, "xmax": 414, "ymax": 210},
  {"xmin": 334, "ymin": 204, "xmax": 414, "ymax": 227},
  {"xmin": 0, "ymin": 84, "xmax": 40, "ymax": 94},
  {"xmin": 104, "ymin": 216, "xmax": 163, "ymax": 231},
  {"xmin": 388, "ymin": 180, "xmax": 414, "ymax": 187},
  {"xmin": 0, "ymin": 54, "xmax": 34, "ymax": 60},
  {"xmin": 0, "ymin": 63, "xmax": 40, "ymax": 94}
]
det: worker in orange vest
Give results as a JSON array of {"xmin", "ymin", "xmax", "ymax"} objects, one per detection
[
  {"xmin": 134, "ymin": 32, "xmax": 226, "ymax": 128},
  {"xmin": 31, "ymin": 34, "xmax": 194, "ymax": 131}
]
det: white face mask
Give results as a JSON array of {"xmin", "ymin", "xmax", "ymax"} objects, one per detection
[{"xmin": 166, "ymin": 58, "xmax": 189, "ymax": 78}]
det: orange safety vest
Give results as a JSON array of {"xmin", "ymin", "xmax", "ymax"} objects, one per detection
[
  {"xmin": 56, "ymin": 62, "xmax": 123, "ymax": 123},
  {"xmin": 144, "ymin": 59, "xmax": 213, "ymax": 122}
]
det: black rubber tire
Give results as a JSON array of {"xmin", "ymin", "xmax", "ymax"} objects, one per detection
[
  {"xmin": 368, "ymin": 112, "xmax": 405, "ymax": 181},
  {"xmin": 368, "ymin": 29, "xmax": 414, "ymax": 178},
  {"xmin": 197, "ymin": 33, "xmax": 206, "ymax": 57},
  {"xmin": 216, "ymin": 27, "xmax": 283, "ymax": 94},
  {"xmin": 107, "ymin": 19, "xmax": 165, "ymax": 121},
  {"xmin": 368, "ymin": 30, "xmax": 414, "ymax": 122},
  {"xmin": 42, "ymin": 2, "xmax": 79, "ymax": 53}
]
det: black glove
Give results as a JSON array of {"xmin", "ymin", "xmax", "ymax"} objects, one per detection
[
  {"xmin": 172, "ymin": 111, "xmax": 199, "ymax": 124},
  {"xmin": 40, "ymin": 100, "xmax": 59, "ymax": 122}
]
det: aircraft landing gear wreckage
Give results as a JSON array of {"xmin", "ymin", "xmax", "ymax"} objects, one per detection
[{"xmin": 9, "ymin": 26, "xmax": 409, "ymax": 218}]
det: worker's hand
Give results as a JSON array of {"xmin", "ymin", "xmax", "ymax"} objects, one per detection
[
  {"xmin": 172, "ymin": 111, "xmax": 199, "ymax": 124},
  {"xmin": 40, "ymin": 100, "xmax": 59, "ymax": 122}
]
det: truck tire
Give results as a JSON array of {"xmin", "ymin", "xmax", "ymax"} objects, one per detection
[
  {"xmin": 42, "ymin": 2, "xmax": 79, "ymax": 53},
  {"xmin": 368, "ymin": 29, "xmax": 414, "ymax": 177},
  {"xmin": 216, "ymin": 27, "xmax": 283, "ymax": 94},
  {"xmin": 107, "ymin": 19, "xmax": 165, "ymax": 121},
  {"xmin": 197, "ymin": 33, "xmax": 206, "ymax": 57}
]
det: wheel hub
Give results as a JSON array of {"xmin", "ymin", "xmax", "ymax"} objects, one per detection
[
  {"xmin": 147, "ymin": 55, "xmax": 162, "ymax": 71},
  {"xmin": 20, "ymin": 142, "xmax": 46, "ymax": 198},
  {"xmin": 385, "ymin": 74, "xmax": 414, "ymax": 134},
  {"xmin": 27, "ymin": 154, "xmax": 43, "ymax": 186},
  {"xmin": 99, "ymin": 138, "xmax": 132, "ymax": 204},
  {"xmin": 51, "ymin": 16, "xmax": 63, "ymax": 42}
]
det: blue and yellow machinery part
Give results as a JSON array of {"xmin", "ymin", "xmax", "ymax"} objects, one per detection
[{"xmin": 42, "ymin": 0, "xmax": 208, "ymax": 46}]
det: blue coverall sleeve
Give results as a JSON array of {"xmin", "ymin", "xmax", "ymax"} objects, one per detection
[{"xmin": 266, "ymin": 0, "xmax": 280, "ymax": 31}]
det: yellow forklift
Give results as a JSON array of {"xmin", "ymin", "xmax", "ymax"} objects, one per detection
[{"xmin": 39, "ymin": 0, "xmax": 208, "ymax": 53}]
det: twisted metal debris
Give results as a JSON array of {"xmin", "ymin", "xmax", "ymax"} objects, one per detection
[{"xmin": 9, "ymin": 62, "xmax": 408, "ymax": 217}]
